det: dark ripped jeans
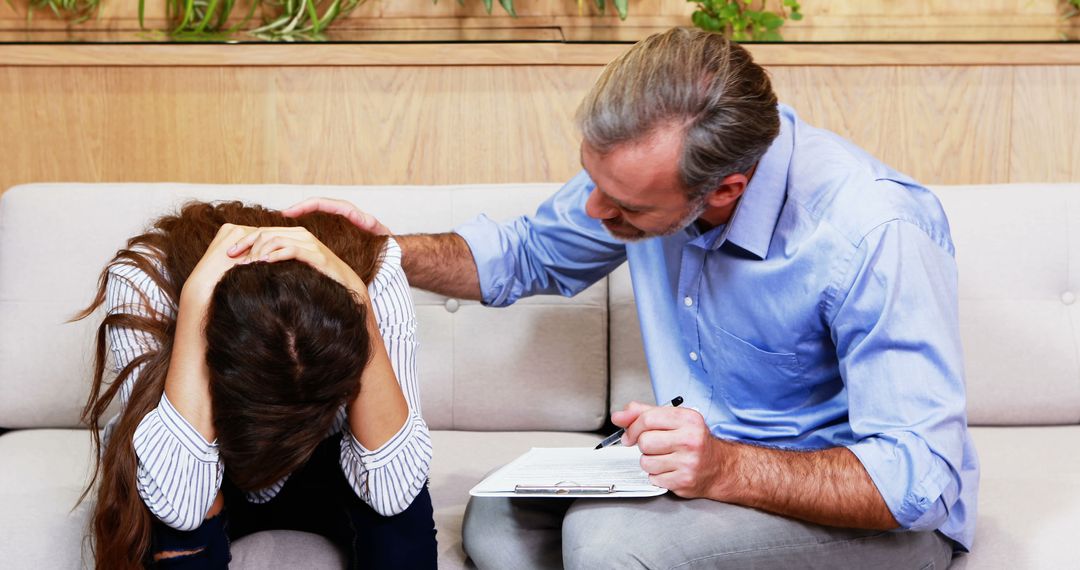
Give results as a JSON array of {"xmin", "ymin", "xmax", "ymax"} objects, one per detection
[{"xmin": 148, "ymin": 436, "xmax": 438, "ymax": 569}]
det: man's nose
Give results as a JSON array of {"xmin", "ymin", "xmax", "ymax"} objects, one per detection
[{"xmin": 585, "ymin": 189, "xmax": 618, "ymax": 220}]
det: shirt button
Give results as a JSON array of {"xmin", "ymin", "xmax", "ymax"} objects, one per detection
[
  {"xmin": 684, "ymin": 296, "xmax": 693, "ymax": 307},
  {"xmin": 1062, "ymin": 291, "xmax": 1076, "ymax": 306},
  {"xmin": 689, "ymin": 351, "xmax": 699, "ymax": 361},
  {"xmin": 445, "ymin": 298, "xmax": 460, "ymax": 313}
]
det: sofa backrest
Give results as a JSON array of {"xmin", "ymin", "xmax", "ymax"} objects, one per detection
[
  {"xmin": 6, "ymin": 182, "xmax": 1079, "ymax": 433},
  {"xmin": 0, "ymin": 183, "xmax": 608, "ymax": 432},
  {"xmin": 609, "ymin": 183, "xmax": 1080, "ymax": 427}
]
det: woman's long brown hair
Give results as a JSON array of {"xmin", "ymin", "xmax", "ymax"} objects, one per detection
[{"xmin": 73, "ymin": 201, "xmax": 388, "ymax": 569}]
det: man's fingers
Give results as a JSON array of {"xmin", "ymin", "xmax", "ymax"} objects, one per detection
[
  {"xmin": 648, "ymin": 471, "xmax": 692, "ymax": 495},
  {"xmin": 622, "ymin": 407, "xmax": 694, "ymax": 446},
  {"xmin": 610, "ymin": 400, "xmax": 654, "ymax": 429},
  {"xmin": 283, "ymin": 197, "xmax": 388, "ymax": 234},
  {"xmin": 639, "ymin": 452, "xmax": 678, "ymax": 476},
  {"xmin": 635, "ymin": 429, "xmax": 684, "ymax": 455},
  {"xmin": 282, "ymin": 197, "xmax": 346, "ymax": 218}
]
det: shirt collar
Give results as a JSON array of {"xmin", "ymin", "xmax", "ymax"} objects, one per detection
[{"xmin": 696, "ymin": 106, "xmax": 794, "ymax": 260}]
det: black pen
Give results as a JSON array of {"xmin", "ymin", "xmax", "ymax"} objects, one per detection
[{"xmin": 594, "ymin": 396, "xmax": 684, "ymax": 450}]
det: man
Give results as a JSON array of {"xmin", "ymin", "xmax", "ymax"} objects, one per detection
[{"xmin": 270, "ymin": 27, "xmax": 977, "ymax": 569}]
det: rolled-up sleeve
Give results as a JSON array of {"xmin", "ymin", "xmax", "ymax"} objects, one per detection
[
  {"xmin": 133, "ymin": 393, "xmax": 224, "ymax": 531},
  {"xmin": 828, "ymin": 219, "xmax": 970, "ymax": 532},
  {"xmin": 339, "ymin": 239, "xmax": 433, "ymax": 516},
  {"xmin": 454, "ymin": 170, "xmax": 628, "ymax": 307},
  {"xmin": 106, "ymin": 262, "xmax": 224, "ymax": 531}
]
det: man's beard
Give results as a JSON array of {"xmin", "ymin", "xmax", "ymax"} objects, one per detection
[{"xmin": 601, "ymin": 197, "xmax": 709, "ymax": 243}]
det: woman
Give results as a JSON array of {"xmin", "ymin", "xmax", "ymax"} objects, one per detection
[{"xmin": 75, "ymin": 201, "xmax": 436, "ymax": 569}]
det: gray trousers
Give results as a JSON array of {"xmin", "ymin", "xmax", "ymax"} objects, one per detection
[{"xmin": 462, "ymin": 494, "xmax": 955, "ymax": 570}]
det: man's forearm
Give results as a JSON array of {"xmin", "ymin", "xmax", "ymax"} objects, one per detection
[
  {"xmin": 396, "ymin": 233, "xmax": 483, "ymax": 300},
  {"xmin": 714, "ymin": 440, "xmax": 899, "ymax": 530}
]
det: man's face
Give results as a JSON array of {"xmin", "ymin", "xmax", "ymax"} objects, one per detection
[{"xmin": 581, "ymin": 127, "xmax": 706, "ymax": 242}]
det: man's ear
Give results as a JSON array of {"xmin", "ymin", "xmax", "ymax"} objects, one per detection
[{"xmin": 704, "ymin": 172, "xmax": 750, "ymax": 209}]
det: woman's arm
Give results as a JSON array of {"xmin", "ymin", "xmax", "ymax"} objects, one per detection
[
  {"xmin": 107, "ymin": 262, "xmax": 223, "ymax": 531},
  {"xmin": 165, "ymin": 223, "xmax": 259, "ymax": 441},
  {"xmin": 340, "ymin": 239, "xmax": 432, "ymax": 516},
  {"xmin": 113, "ymin": 225, "xmax": 256, "ymax": 530}
]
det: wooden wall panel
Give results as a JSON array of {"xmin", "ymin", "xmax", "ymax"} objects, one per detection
[
  {"xmin": 98, "ymin": 68, "xmax": 273, "ymax": 184},
  {"xmin": 0, "ymin": 68, "xmax": 106, "ymax": 185},
  {"xmin": 0, "ymin": 62, "xmax": 1076, "ymax": 197},
  {"xmin": 269, "ymin": 66, "xmax": 594, "ymax": 185},
  {"xmin": 0, "ymin": 66, "xmax": 597, "ymax": 191},
  {"xmin": 762, "ymin": 66, "xmax": 1015, "ymax": 185},
  {"xmin": 1010, "ymin": 66, "xmax": 1080, "ymax": 182}
]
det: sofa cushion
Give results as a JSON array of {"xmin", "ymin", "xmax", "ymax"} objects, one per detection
[
  {"xmin": 956, "ymin": 426, "xmax": 1080, "ymax": 568},
  {"xmin": 0, "ymin": 182, "xmax": 606, "ymax": 432},
  {"xmin": 937, "ymin": 185, "xmax": 1080, "ymax": 426},
  {"xmin": 0, "ymin": 428, "xmax": 600, "ymax": 569}
]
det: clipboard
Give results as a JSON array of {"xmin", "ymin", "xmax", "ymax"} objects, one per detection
[{"xmin": 469, "ymin": 447, "xmax": 668, "ymax": 499}]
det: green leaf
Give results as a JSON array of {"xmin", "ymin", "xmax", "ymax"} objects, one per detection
[
  {"xmin": 790, "ymin": 11, "xmax": 802, "ymax": 21},
  {"xmin": 613, "ymin": 0, "xmax": 627, "ymax": 20},
  {"xmin": 498, "ymin": 0, "xmax": 514, "ymax": 16},
  {"xmin": 593, "ymin": 0, "xmax": 604, "ymax": 15},
  {"xmin": 758, "ymin": 11, "xmax": 783, "ymax": 30},
  {"xmin": 138, "ymin": 0, "xmax": 146, "ymax": 29},
  {"xmin": 482, "ymin": 0, "xmax": 492, "ymax": 14},
  {"xmin": 691, "ymin": 10, "xmax": 721, "ymax": 31}
]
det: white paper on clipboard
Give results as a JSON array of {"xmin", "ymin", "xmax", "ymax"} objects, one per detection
[{"xmin": 469, "ymin": 446, "xmax": 668, "ymax": 498}]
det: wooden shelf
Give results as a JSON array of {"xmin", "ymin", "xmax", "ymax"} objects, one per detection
[{"xmin": 2, "ymin": 41, "xmax": 1078, "ymax": 67}]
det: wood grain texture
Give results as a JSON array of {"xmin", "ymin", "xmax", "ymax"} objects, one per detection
[
  {"xmin": 0, "ymin": 62, "xmax": 1075, "ymax": 197},
  {"xmin": 769, "ymin": 66, "xmax": 1014, "ymax": 184},
  {"xmin": 1010, "ymin": 66, "xmax": 1080, "ymax": 182}
]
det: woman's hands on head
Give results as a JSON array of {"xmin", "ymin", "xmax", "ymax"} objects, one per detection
[
  {"xmin": 183, "ymin": 223, "xmax": 257, "ymax": 305},
  {"xmin": 188, "ymin": 197, "xmax": 388, "ymax": 307},
  {"xmin": 226, "ymin": 226, "xmax": 369, "ymax": 302}
]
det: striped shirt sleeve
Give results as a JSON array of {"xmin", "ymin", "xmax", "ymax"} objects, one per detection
[
  {"xmin": 339, "ymin": 237, "xmax": 434, "ymax": 517},
  {"xmin": 106, "ymin": 262, "xmax": 224, "ymax": 532}
]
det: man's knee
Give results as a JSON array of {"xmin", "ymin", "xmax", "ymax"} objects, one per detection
[
  {"xmin": 461, "ymin": 497, "xmax": 503, "ymax": 562},
  {"xmin": 562, "ymin": 503, "xmax": 652, "ymax": 570}
]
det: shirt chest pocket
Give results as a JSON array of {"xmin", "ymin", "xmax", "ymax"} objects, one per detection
[{"xmin": 705, "ymin": 325, "xmax": 810, "ymax": 421}]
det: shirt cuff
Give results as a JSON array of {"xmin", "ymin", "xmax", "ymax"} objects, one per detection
[
  {"xmin": 453, "ymin": 214, "xmax": 515, "ymax": 307},
  {"xmin": 156, "ymin": 393, "xmax": 219, "ymax": 463},
  {"xmin": 847, "ymin": 435, "xmax": 954, "ymax": 530},
  {"xmin": 343, "ymin": 412, "xmax": 420, "ymax": 470}
]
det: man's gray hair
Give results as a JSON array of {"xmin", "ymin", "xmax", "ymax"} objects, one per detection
[{"xmin": 576, "ymin": 28, "xmax": 780, "ymax": 199}]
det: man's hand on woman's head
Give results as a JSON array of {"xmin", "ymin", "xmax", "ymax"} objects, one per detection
[
  {"xmin": 227, "ymin": 226, "xmax": 370, "ymax": 302},
  {"xmin": 281, "ymin": 197, "xmax": 392, "ymax": 236}
]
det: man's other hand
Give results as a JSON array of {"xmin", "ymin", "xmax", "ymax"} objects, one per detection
[
  {"xmin": 280, "ymin": 197, "xmax": 392, "ymax": 236},
  {"xmin": 613, "ymin": 401, "xmax": 734, "ymax": 500}
]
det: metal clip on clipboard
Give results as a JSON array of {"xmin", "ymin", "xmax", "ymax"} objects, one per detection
[{"xmin": 513, "ymin": 481, "xmax": 615, "ymax": 495}]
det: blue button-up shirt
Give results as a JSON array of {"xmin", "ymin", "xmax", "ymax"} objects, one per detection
[{"xmin": 455, "ymin": 104, "xmax": 978, "ymax": 550}]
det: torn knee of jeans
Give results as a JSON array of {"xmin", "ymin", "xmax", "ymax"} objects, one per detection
[{"xmin": 153, "ymin": 547, "xmax": 206, "ymax": 562}]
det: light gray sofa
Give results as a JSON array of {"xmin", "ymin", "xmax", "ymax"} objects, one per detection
[{"xmin": 1, "ymin": 182, "xmax": 1078, "ymax": 569}]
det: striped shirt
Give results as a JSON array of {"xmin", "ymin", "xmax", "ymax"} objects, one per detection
[{"xmin": 102, "ymin": 238, "xmax": 432, "ymax": 531}]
